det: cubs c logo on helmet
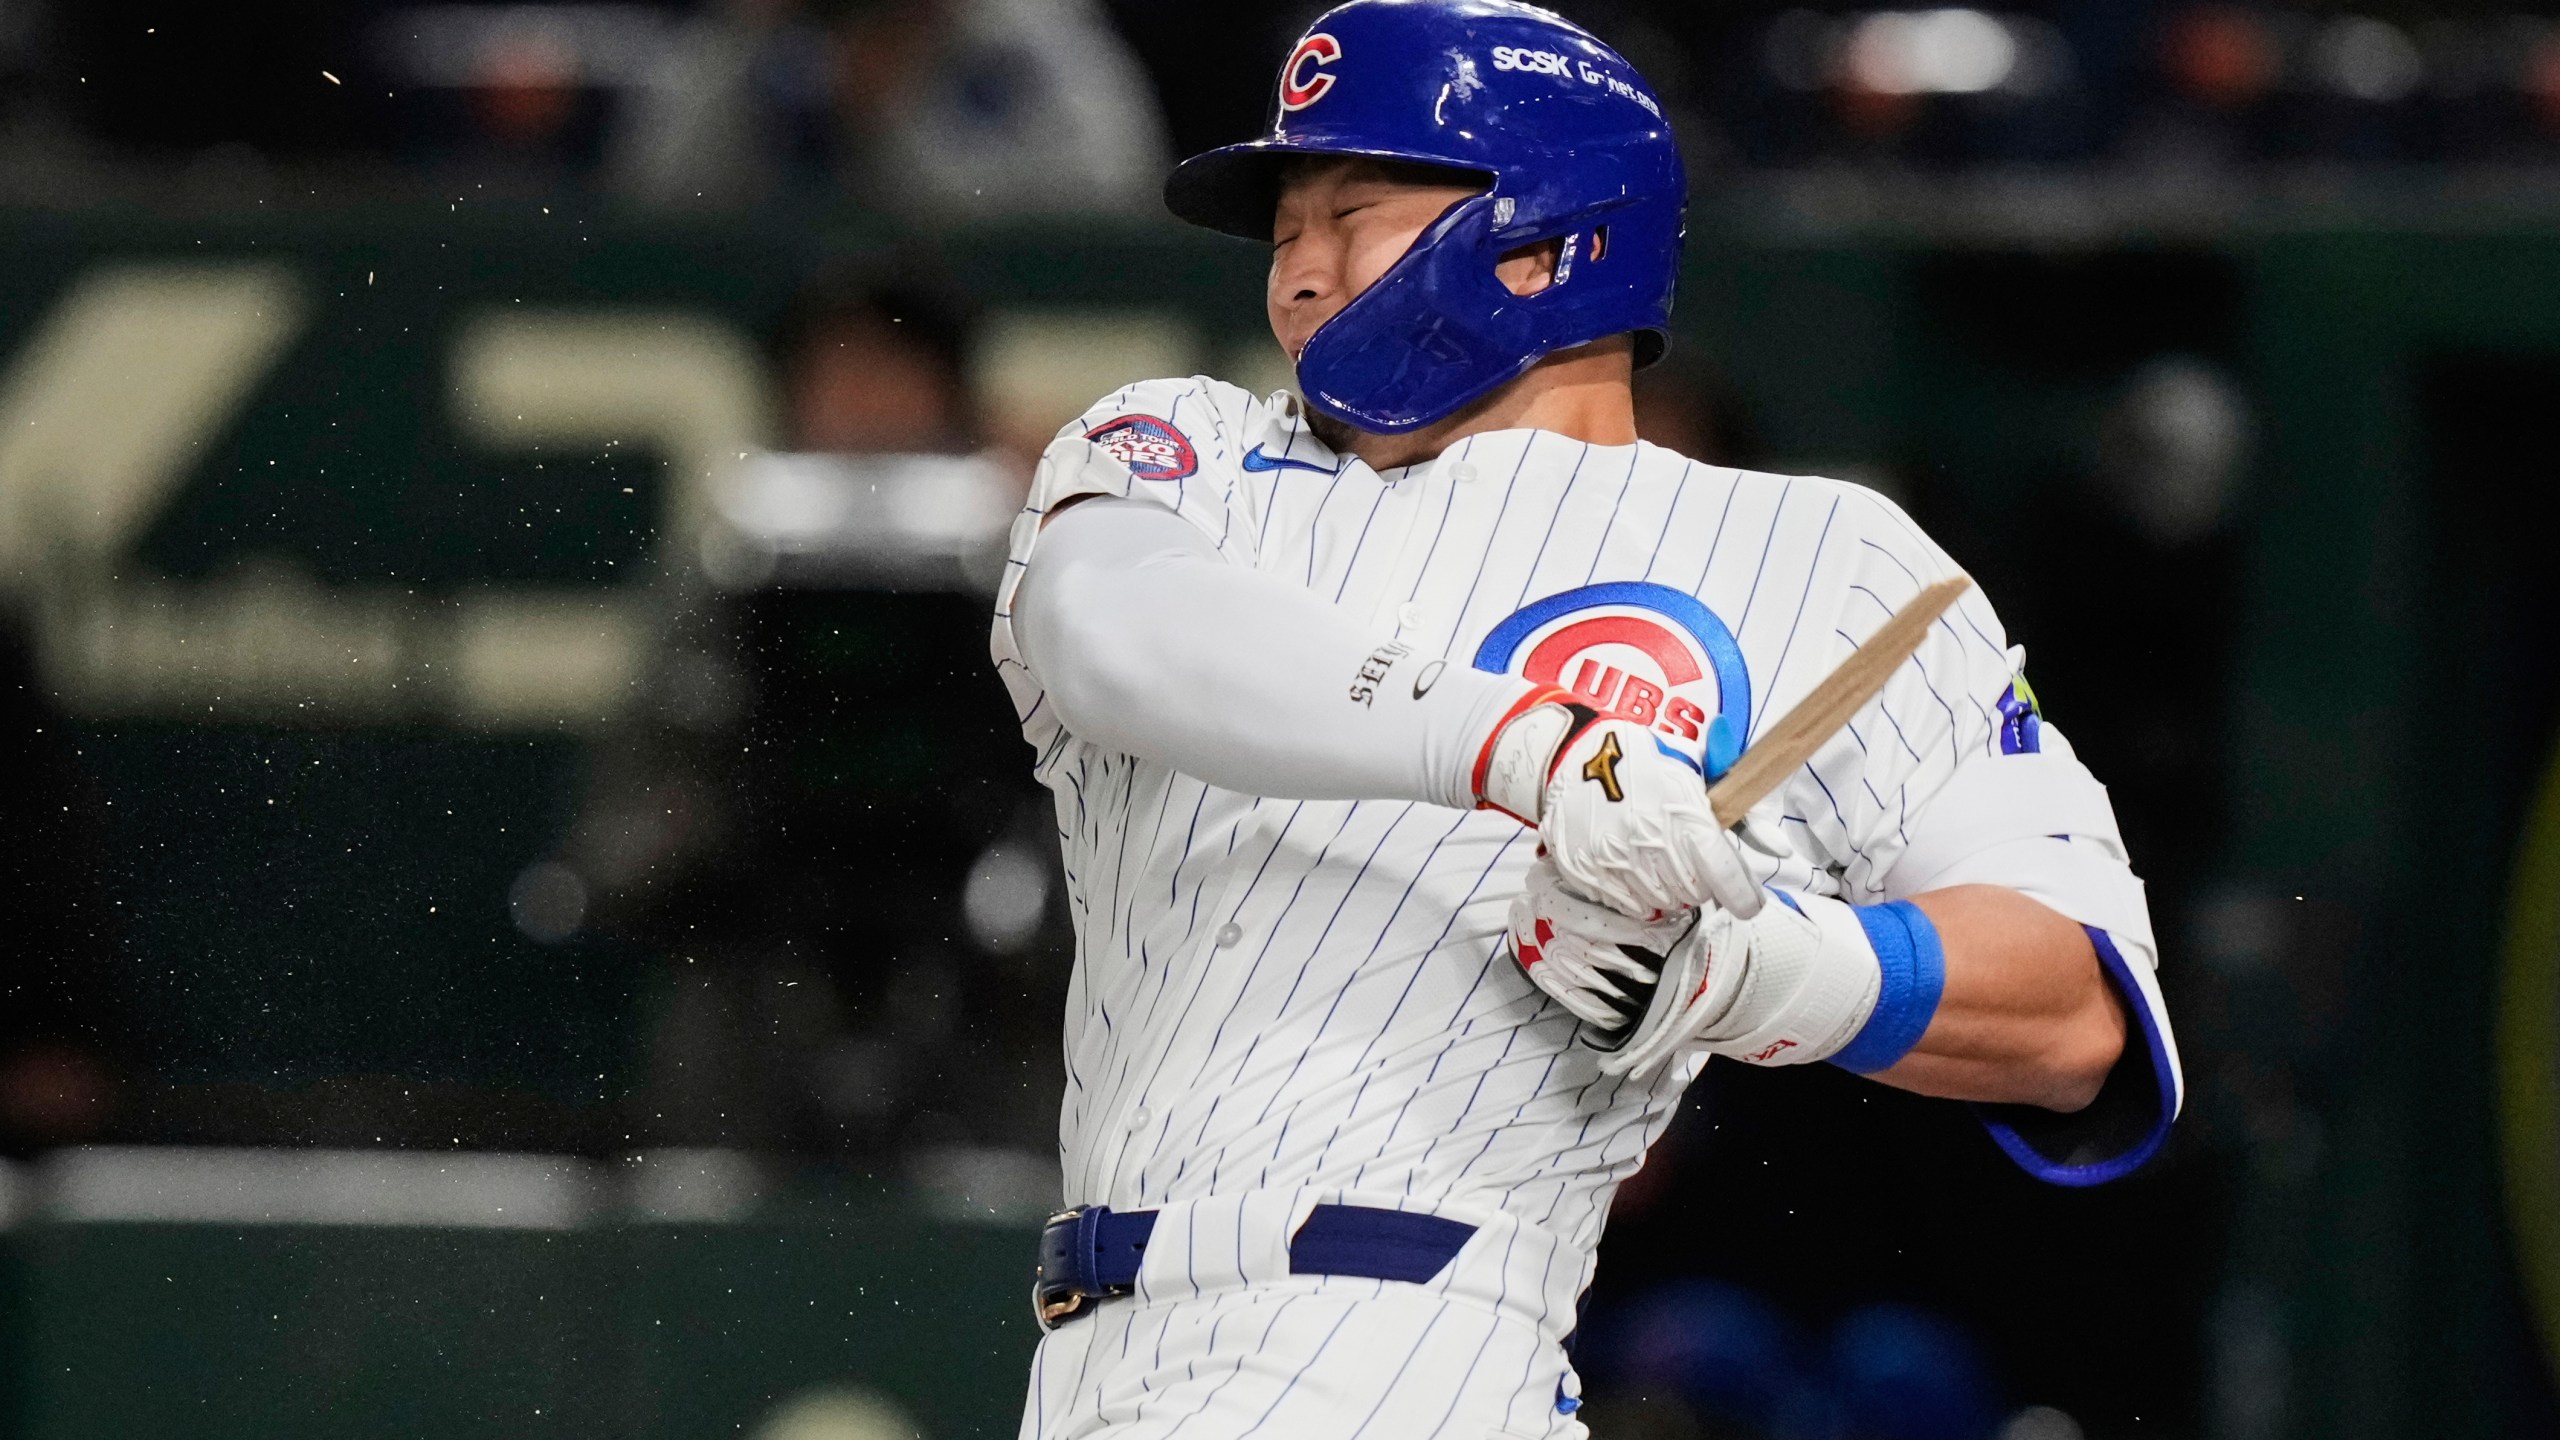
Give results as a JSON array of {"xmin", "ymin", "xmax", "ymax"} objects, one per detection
[
  {"xmin": 1279, "ymin": 33, "xmax": 1343, "ymax": 112},
  {"xmin": 1474, "ymin": 582, "xmax": 1752, "ymax": 778}
]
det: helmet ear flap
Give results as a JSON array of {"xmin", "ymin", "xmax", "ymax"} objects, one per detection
[
  {"xmin": 1298, "ymin": 194, "xmax": 1543, "ymax": 433},
  {"xmin": 1301, "ymin": 194, "xmax": 1676, "ymax": 432}
]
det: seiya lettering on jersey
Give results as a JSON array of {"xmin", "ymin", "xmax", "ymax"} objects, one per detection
[{"xmin": 988, "ymin": 2, "xmax": 2182, "ymax": 1436}]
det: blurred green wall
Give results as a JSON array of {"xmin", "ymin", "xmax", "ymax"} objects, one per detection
[{"xmin": 0, "ymin": 1209, "xmax": 1031, "ymax": 1439}]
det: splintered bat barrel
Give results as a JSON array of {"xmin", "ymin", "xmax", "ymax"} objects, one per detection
[{"xmin": 1706, "ymin": 575, "xmax": 1974, "ymax": 830}]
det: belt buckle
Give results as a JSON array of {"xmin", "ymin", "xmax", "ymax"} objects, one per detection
[
  {"xmin": 1033, "ymin": 1207, "xmax": 1089, "ymax": 1332},
  {"xmin": 1034, "ymin": 1285, "xmax": 1087, "ymax": 1331}
]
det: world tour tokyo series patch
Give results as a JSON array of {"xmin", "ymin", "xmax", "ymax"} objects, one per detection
[{"xmin": 1084, "ymin": 415, "xmax": 1199, "ymax": 482}]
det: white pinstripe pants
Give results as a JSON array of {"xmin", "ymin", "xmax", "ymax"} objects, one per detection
[
  {"xmin": 1016, "ymin": 1190, "xmax": 1590, "ymax": 1440},
  {"xmin": 1018, "ymin": 1275, "xmax": 1585, "ymax": 1440}
]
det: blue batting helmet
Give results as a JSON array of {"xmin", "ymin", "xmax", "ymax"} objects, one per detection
[{"xmin": 1165, "ymin": 0, "xmax": 1686, "ymax": 435}]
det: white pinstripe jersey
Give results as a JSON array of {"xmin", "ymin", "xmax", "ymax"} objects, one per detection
[{"xmin": 990, "ymin": 375, "xmax": 2042, "ymax": 1275}]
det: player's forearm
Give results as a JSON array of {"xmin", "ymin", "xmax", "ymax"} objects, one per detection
[
  {"xmin": 1867, "ymin": 884, "xmax": 2126, "ymax": 1111},
  {"xmin": 1015, "ymin": 497, "xmax": 1518, "ymax": 807}
]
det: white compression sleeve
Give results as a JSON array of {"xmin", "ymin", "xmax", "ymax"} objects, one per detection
[{"xmin": 1012, "ymin": 496, "xmax": 1525, "ymax": 809}]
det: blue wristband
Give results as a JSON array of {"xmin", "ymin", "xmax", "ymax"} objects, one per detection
[{"xmin": 1829, "ymin": 899, "xmax": 1946, "ymax": 1074}]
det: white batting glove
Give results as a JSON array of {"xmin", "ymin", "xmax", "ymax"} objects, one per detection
[
  {"xmin": 1509, "ymin": 859, "xmax": 1886, "ymax": 1081},
  {"xmin": 1506, "ymin": 863, "xmax": 1698, "ymax": 1030},
  {"xmin": 1474, "ymin": 688, "xmax": 1765, "ymax": 919}
]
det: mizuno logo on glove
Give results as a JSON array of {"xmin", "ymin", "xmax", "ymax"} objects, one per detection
[{"xmin": 1580, "ymin": 732, "xmax": 1625, "ymax": 802}]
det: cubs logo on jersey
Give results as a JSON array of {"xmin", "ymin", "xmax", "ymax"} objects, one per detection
[
  {"xmin": 1474, "ymin": 581, "xmax": 1751, "ymax": 778},
  {"xmin": 1084, "ymin": 414, "xmax": 1198, "ymax": 482}
]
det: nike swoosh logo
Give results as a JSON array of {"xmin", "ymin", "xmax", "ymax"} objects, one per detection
[{"xmin": 1240, "ymin": 444, "xmax": 1337, "ymax": 475}]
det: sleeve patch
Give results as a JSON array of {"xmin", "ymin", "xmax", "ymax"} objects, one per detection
[
  {"xmin": 1996, "ymin": 675, "xmax": 2042, "ymax": 755},
  {"xmin": 1084, "ymin": 414, "xmax": 1198, "ymax": 481}
]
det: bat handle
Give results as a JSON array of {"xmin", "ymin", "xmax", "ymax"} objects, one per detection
[{"xmin": 1708, "ymin": 787, "xmax": 1747, "ymax": 831}]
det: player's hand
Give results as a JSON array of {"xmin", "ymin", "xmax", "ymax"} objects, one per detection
[
  {"xmin": 1513, "ymin": 861, "xmax": 1884, "ymax": 1081},
  {"xmin": 1506, "ymin": 858, "xmax": 1697, "ymax": 1030},
  {"xmin": 1474, "ymin": 689, "xmax": 1767, "ymax": 919}
]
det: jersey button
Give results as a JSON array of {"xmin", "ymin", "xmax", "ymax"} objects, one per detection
[
  {"xmin": 1125, "ymin": 1106, "xmax": 1151, "ymax": 1134},
  {"xmin": 1214, "ymin": 922, "xmax": 1243, "ymax": 948},
  {"xmin": 1447, "ymin": 460, "xmax": 1480, "ymax": 484},
  {"xmin": 1397, "ymin": 604, "xmax": 1427, "ymax": 631}
]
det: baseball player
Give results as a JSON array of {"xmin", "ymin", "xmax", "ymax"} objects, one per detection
[{"xmin": 991, "ymin": 3, "xmax": 2182, "ymax": 1435}]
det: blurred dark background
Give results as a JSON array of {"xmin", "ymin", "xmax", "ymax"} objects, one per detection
[
  {"xmin": 4, "ymin": 1, "xmax": 2560, "ymax": 1438},
  {"xmin": 28, "ymin": 0, "xmax": 2560, "ymax": 187}
]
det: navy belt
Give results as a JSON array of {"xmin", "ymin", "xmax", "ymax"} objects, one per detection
[{"xmin": 1033, "ymin": 1203, "xmax": 1478, "ymax": 1329}]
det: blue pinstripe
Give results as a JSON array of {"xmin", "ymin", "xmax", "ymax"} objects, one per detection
[
  {"xmin": 1337, "ymin": 1306, "xmax": 1453, "ymax": 1440},
  {"xmin": 1747, "ymin": 496, "xmax": 1841, "ymax": 732}
]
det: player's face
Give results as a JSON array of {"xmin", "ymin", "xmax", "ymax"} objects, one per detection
[{"xmin": 1268, "ymin": 160, "xmax": 1482, "ymax": 365}]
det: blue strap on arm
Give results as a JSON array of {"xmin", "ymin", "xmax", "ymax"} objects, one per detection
[{"xmin": 1829, "ymin": 899, "xmax": 1946, "ymax": 1074}]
